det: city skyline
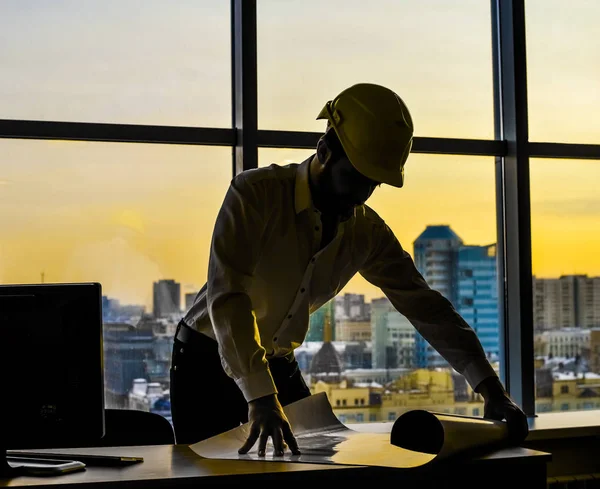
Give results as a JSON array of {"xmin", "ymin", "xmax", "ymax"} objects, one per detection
[
  {"xmin": 1, "ymin": 1, "xmax": 599, "ymax": 308},
  {"xmin": 21, "ymin": 218, "xmax": 600, "ymax": 311}
]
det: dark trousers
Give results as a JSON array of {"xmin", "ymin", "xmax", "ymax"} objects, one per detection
[{"xmin": 170, "ymin": 320, "xmax": 311, "ymax": 445}]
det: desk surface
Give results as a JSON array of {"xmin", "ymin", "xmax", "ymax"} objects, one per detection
[{"xmin": 1, "ymin": 444, "xmax": 551, "ymax": 488}]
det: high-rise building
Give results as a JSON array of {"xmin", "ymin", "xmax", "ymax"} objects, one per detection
[
  {"xmin": 306, "ymin": 300, "xmax": 335, "ymax": 342},
  {"xmin": 533, "ymin": 275, "xmax": 600, "ymax": 331},
  {"xmin": 387, "ymin": 312, "xmax": 415, "ymax": 368},
  {"xmin": 412, "ymin": 225, "xmax": 501, "ymax": 367},
  {"xmin": 370, "ymin": 298, "xmax": 414, "ymax": 369},
  {"xmin": 456, "ymin": 244, "xmax": 500, "ymax": 361},
  {"xmin": 335, "ymin": 318, "xmax": 371, "ymax": 342},
  {"xmin": 103, "ymin": 321, "xmax": 155, "ymax": 409},
  {"xmin": 413, "ymin": 225, "xmax": 463, "ymax": 302},
  {"xmin": 371, "ymin": 298, "xmax": 394, "ymax": 369},
  {"xmin": 334, "ymin": 293, "xmax": 368, "ymax": 320},
  {"xmin": 153, "ymin": 279, "xmax": 181, "ymax": 318},
  {"xmin": 413, "ymin": 225, "xmax": 463, "ymax": 368}
]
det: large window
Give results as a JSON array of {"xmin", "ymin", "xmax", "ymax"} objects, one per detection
[
  {"xmin": 1, "ymin": 0, "xmax": 232, "ymax": 422},
  {"xmin": 257, "ymin": 0, "xmax": 493, "ymax": 139},
  {"xmin": 3, "ymin": 0, "xmax": 599, "ymax": 430},
  {"xmin": 526, "ymin": 0, "xmax": 600, "ymax": 143},
  {"xmin": 0, "ymin": 0, "xmax": 230, "ymax": 126},
  {"xmin": 0, "ymin": 140, "xmax": 231, "ymax": 417},
  {"xmin": 530, "ymin": 158, "xmax": 600, "ymax": 413}
]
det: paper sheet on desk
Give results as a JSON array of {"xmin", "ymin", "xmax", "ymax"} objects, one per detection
[{"xmin": 190, "ymin": 392, "xmax": 510, "ymax": 469}]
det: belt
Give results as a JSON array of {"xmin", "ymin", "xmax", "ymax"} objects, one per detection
[{"xmin": 175, "ymin": 320, "xmax": 201, "ymax": 345}]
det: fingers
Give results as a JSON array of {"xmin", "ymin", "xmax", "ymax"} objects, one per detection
[
  {"xmin": 282, "ymin": 421, "xmax": 301, "ymax": 456},
  {"xmin": 257, "ymin": 429, "xmax": 270, "ymax": 457},
  {"xmin": 272, "ymin": 427, "xmax": 284, "ymax": 456},
  {"xmin": 238, "ymin": 423, "xmax": 260, "ymax": 455}
]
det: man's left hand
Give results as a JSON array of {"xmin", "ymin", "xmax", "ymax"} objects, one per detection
[{"xmin": 477, "ymin": 376, "xmax": 529, "ymax": 444}]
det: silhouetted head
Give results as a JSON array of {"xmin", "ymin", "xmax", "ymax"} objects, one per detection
[{"xmin": 309, "ymin": 127, "xmax": 381, "ymax": 221}]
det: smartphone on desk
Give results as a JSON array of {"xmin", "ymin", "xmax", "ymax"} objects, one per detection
[
  {"xmin": 7, "ymin": 456, "xmax": 86, "ymax": 476},
  {"xmin": 7, "ymin": 451, "xmax": 144, "ymax": 467}
]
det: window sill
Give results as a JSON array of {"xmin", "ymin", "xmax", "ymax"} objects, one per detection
[
  {"xmin": 346, "ymin": 410, "xmax": 600, "ymax": 442},
  {"xmin": 526, "ymin": 410, "xmax": 600, "ymax": 441}
]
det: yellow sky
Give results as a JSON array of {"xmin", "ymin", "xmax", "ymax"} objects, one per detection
[{"xmin": 1, "ymin": 0, "xmax": 599, "ymax": 308}]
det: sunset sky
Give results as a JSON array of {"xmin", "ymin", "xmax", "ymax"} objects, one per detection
[{"xmin": 1, "ymin": 0, "xmax": 599, "ymax": 309}]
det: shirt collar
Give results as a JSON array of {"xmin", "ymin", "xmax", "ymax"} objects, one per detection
[
  {"xmin": 294, "ymin": 155, "xmax": 316, "ymax": 215},
  {"xmin": 294, "ymin": 155, "xmax": 358, "ymax": 222}
]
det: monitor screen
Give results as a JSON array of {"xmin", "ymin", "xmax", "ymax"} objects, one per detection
[{"xmin": 0, "ymin": 283, "xmax": 105, "ymax": 449}]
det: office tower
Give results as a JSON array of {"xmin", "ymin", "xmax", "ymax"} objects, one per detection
[
  {"xmin": 533, "ymin": 275, "xmax": 600, "ymax": 331},
  {"xmin": 306, "ymin": 300, "xmax": 335, "ymax": 342},
  {"xmin": 413, "ymin": 225, "xmax": 464, "ymax": 302},
  {"xmin": 335, "ymin": 293, "xmax": 368, "ymax": 320},
  {"xmin": 336, "ymin": 318, "xmax": 371, "ymax": 342},
  {"xmin": 370, "ymin": 298, "xmax": 413, "ymax": 369},
  {"xmin": 103, "ymin": 321, "xmax": 155, "ymax": 409},
  {"xmin": 456, "ymin": 244, "xmax": 500, "ymax": 360},
  {"xmin": 413, "ymin": 225, "xmax": 463, "ymax": 368},
  {"xmin": 371, "ymin": 298, "xmax": 394, "ymax": 369},
  {"xmin": 153, "ymin": 279, "xmax": 181, "ymax": 318}
]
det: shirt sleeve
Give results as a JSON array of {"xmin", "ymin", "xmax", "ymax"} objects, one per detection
[
  {"xmin": 358, "ymin": 222, "xmax": 497, "ymax": 391},
  {"xmin": 206, "ymin": 176, "xmax": 276, "ymax": 402}
]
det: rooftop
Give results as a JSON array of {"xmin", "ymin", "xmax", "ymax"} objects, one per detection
[{"xmin": 414, "ymin": 225, "xmax": 462, "ymax": 243}]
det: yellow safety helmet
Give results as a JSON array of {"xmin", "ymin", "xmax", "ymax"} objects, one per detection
[{"xmin": 316, "ymin": 83, "xmax": 413, "ymax": 188}]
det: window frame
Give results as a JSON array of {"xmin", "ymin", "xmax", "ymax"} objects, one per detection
[{"xmin": 1, "ymin": 0, "xmax": 600, "ymax": 418}]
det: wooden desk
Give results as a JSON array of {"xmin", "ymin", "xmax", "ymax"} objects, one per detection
[{"xmin": 1, "ymin": 444, "xmax": 551, "ymax": 488}]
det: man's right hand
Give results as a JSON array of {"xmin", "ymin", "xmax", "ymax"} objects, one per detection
[{"xmin": 238, "ymin": 394, "xmax": 301, "ymax": 457}]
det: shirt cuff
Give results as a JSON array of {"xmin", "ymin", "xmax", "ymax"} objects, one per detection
[
  {"xmin": 235, "ymin": 369, "xmax": 278, "ymax": 402},
  {"xmin": 461, "ymin": 358, "xmax": 499, "ymax": 391}
]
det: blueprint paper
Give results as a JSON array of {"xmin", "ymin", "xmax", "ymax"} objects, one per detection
[{"xmin": 190, "ymin": 392, "xmax": 509, "ymax": 469}]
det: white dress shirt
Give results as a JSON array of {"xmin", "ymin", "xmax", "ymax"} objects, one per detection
[{"xmin": 183, "ymin": 156, "xmax": 497, "ymax": 402}]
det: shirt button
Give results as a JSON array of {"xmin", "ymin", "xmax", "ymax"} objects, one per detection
[
  {"xmin": 315, "ymin": 226, "xmax": 320, "ymax": 231},
  {"xmin": 273, "ymin": 337, "xmax": 278, "ymax": 342},
  {"xmin": 300, "ymin": 288, "xmax": 305, "ymax": 293},
  {"xmin": 287, "ymin": 315, "xmax": 292, "ymax": 319},
  {"xmin": 311, "ymin": 258, "xmax": 316, "ymax": 263}
]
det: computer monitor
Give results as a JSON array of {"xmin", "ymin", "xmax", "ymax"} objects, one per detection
[{"xmin": 0, "ymin": 282, "xmax": 105, "ymax": 474}]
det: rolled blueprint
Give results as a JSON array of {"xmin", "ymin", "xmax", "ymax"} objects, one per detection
[{"xmin": 390, "ymin": 408, "xmax": 509, "ymax": 461}]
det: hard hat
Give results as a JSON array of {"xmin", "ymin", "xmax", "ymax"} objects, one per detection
[{"xmin": 316, "ymin": 83, "xmax": 413, "ymax": 188}]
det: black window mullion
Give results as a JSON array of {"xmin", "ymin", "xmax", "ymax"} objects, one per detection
[
  {"xmin": 231, "ymin": 0, "xmax": 258, "ymax": 176},
  {"xmin": 0, "ymin": 119, "xmax": 234, "ymax": 146},
  {"xmin": 491, "ymin": 0, "xmax": 535, "ymax": 416}
]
